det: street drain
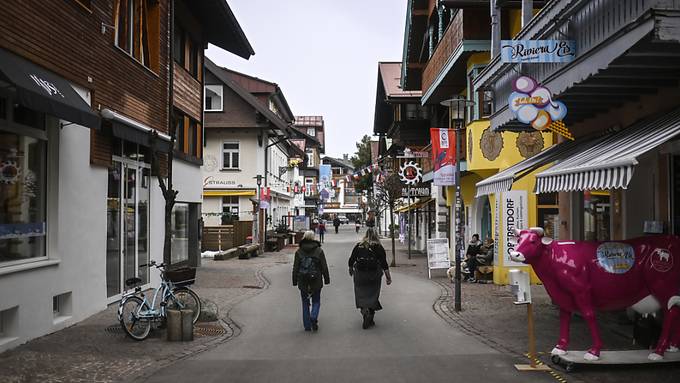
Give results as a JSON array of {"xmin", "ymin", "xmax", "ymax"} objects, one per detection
[
  {"xmin": 194, "ymin": 324, "xmax": 226, "ymax": 337},
  {"xmin": 242, "ymin": 285, "xmax": 262, "ymax": 289}
]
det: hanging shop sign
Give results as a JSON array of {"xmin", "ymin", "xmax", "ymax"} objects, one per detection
[
  {"xmin": 319, "ymin": 164, "xmax": 332, "ymax": 189},
  {"xmin": 401, "ymin": 183, "xmax": 431, "ymax": 198},
  {"xmin": 430, "ymin": 128, "xmax": 456, "ymax": 186},
  {"xmin": 399, "ymin": 161, "xmax": 422, "ymax": 185},
  {"xmin": 501, "ymin": 40, "xmax": 576, "ymax": 63},
  {"xmin": 508, "ymin": 76, "xmax": 574, "ymax": 140}
]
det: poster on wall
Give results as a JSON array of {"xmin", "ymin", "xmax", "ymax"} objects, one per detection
[
  {"xmin": 493, "ymin": 196, "xmax": 500, "ymax": 266},
  {"xmin": 293, "ymin": 215, "xmax": 308, "ymax": 231},
  {"xmin": 430, "ymin": 128, "xmax": 456, "ymax": 186},
  {"xmin": 501, "ymin": 190, "xmax": 528, "ymax": 267}
]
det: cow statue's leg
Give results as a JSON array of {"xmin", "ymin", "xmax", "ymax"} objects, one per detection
[
  {"xmin": 650, "ymin": 296, "xmax": 680, "ymax": 360},
  {"xmin": 669, "ymin": 313, "xmax": 680, "ymax": 353},
  {"xmin": 551, "ymin": 309, "xmax": 571, "ymax": 356},
  {"xmin": 574, "ymin": 293, "xmax": 602, "ymax": 360}
]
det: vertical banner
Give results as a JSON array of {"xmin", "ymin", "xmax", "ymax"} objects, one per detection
[
  {"xmin": 493, "ymin": 195, "xmax": 500, "ymax": 266},
  {"xmin": 319, "ymin": 164, "xmax": 332, "ymax": 189},
  {"xmin": 430, "ymin": 128, "xmax": 456, "ymax": 186},
  {"xmin": 501, "ymin": 190, "xmax": 528, "ymax": 267}
]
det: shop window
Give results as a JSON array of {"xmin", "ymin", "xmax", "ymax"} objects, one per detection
[
  {"xmin": 114, "ymin": 0, "xmax": 160, "ymax": 72},
  {"xmin": 205, "ymin": 85, "xmax": 223, "ymax": 112},
  {"xmin": 222, "ymin": 197, "xmax": 239, "ymax": 225},
  {"xmin": 0, "ymin": 128, "xmax": 47, "ymax": 265},
  {"xmin": 537, "ymin": 192, "xmax": 559, "ymax": 240},
  {"xmin": 171, "ymin": 203, "xmax": 189, "ymax": 264},
  {"xmin": 584, "ymin": 190, "xmax": 610, "ymax": 241},
  {"xmin": 222, "ymin": 142, "xmax": 239, "ymax": 169}
]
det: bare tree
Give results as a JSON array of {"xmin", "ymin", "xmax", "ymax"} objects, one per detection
[{"xmin": 374, "ymin": 173, "xmax": 403, "ymax": 267}]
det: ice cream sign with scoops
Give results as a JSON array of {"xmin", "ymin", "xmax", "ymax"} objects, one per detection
[{"xmin": 508, "ymin": 76, "xmax": 573, "ymax": 140}]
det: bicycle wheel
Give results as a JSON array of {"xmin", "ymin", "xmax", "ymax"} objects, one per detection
[
  {"xmin": 119, "ymin": 296, "xmax": 151, "ymax": 340},
  {"xmin": 165, "ymin": 288, "xmax": 201, "ymax": 324}
]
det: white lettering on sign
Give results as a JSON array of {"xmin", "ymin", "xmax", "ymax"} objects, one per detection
[
  {"xmin": 502, "ymin": 190, "xmax": 528, "ymax": 267},
  {"xmin": 29, "ymin": 74, "xmax": 65, "ymax": 98}
]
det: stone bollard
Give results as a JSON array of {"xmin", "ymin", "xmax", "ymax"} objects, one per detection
[
  {"xmin": 181, "ymin": 309, "xmax": 194, "ymax": 341},
  {"xmin": 166, "ymin": 309, "xmax": 182, "ymax": 341}
]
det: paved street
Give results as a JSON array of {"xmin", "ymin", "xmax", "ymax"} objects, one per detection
[{"xmin": 139, "ymin": 226, "xmax": 554, "ymax": 383}]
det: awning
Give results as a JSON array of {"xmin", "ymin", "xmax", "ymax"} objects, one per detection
[
  {"xmin": 395, "ymin": 198, "xmax": 433, "ymax": 213},
  {"xmin": 474, "ymin": 139, "xmax": 589, "ymax": 197},
  {"xmin": 535, "ymin": 108, "xmax": 680, "ymax": 193},
  {"xmin": 0, "ymin": 48, "xmax": 100, "ymax": 129},
  {"xmin": 101, "ymin": 109, "xmax": 171, "ymax": 152},
  {"xmin": 203, "ymin": 189, "xmax": 256, "ymax": 197}
]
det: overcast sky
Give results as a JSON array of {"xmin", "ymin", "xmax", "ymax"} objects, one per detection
[{"xmin": 206, "ymin": 0, "xmax": 407, "ymax": 158}]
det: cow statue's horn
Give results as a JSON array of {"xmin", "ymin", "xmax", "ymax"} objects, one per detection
[
  {"xmin": 513, "ymin": 228, "xmax": 522, "ymax": 237},
  {"xmin": 530, "ymin": 227, "xmax": 544, "ymax": 237}
]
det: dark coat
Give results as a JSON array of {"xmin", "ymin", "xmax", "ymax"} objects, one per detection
[
  {"xmin": 292, "ymin": 239, "xmax": 330, "ymax": 293},
  {"xmin": 348, "ymin": 243, "xmax": 388, "ymax": 310}
]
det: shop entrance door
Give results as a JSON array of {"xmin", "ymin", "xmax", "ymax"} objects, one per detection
[{"xmin": 106, "ymin": 148, "xmax": 150, "ymax": 298}]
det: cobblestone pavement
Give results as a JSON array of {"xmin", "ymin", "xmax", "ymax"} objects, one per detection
[
  {"xmin": 0, "ymin": 248, "xmax": 293, "ymax": 383},
  {"xmin": 381, "ymin": 236, "xmax": 680, "ymax": 383}
]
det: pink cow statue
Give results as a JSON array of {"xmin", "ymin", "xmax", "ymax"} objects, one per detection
[{"xmin": 510, "ymin": 227, "xmax": 680, "ymax": 361}]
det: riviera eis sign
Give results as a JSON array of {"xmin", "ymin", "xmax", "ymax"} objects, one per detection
[{"xmin": 501, "ymin": 40, "xmax": 576, "ymax": 63}]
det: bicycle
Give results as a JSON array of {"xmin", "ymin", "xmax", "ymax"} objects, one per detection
[{"xmin": 117, "ymin": 260, "xmax": 202, "ymax": 341}]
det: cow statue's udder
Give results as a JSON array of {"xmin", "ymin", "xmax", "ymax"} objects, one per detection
[{"xmin": 512, "ymin": 227, "xmax": 680, "ymax": 361}]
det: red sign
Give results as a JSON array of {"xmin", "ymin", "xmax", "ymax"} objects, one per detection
[{"xmin": 430, "ymin": 128, "xmax": 456, "ymax": 186}]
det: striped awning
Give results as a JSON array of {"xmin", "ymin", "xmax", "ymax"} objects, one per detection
[
  {"xmin": 535, "ymin": 108, "xmax": 680, "ymax": 194},
  {"xmin": 474, "ymin": 140, "xmax": 585, "ymax": 197}
]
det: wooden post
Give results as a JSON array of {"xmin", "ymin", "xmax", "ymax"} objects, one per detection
[{"xmin": 515, "ymin": 302, "xmax": 552, "ymax": 371}]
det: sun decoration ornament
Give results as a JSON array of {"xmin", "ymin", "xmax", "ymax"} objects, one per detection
[
  {"xmin": 480, "ymin": 128, "xmax": 503, "ymax": 161},
  {"xmin": 0, "ymin": 160, "xmax": 20, "ymax": 184},
  {"xmin": 516, "ymin": 131, "xmax": 545, "ymax": 158},
  {"xmin": 399, "ymin": 161, "xmax": 422, "ymax": 185}
]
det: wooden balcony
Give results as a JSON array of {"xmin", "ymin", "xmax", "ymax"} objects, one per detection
[{"xmin": 421, "ymin": 9, "xmax": 490, "ymax": 104}]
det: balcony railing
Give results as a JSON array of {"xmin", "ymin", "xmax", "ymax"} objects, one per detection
[
  {"xmin": 422, "ymin": 11, "xmax": 465, "ymax": 94},
  {"xmin": 475, "ymin": 0, "xmax": 680, "ymax": 127}
]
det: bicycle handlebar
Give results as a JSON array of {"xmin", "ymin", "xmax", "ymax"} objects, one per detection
[{"xmin": 139, "ymin": 261, "xmax": 165, "ymax": 269}]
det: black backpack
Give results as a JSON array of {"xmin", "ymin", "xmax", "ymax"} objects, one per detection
[
  {"xmin": 298, "ymin": 249, "xmax": 322, "ymax": 283},
  {"xmin": 354, "ymin": 246, "xmax": 379, "ymax": 271}
]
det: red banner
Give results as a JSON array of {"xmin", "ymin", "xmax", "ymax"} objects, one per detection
[{"xmin": 430, "ymin": 128, "xmax": 456, "ymax": 186}]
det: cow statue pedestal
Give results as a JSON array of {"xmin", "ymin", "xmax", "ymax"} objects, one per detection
[{"xmin": 510, "ymin": 227, "xmax": 680, "ymax": 362}]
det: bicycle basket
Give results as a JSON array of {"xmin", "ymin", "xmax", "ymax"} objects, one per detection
[{"xmin": 165, "ymin": 267, "xmax": 196, "ymax": 287}]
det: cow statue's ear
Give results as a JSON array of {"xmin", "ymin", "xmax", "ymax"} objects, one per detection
[
  {"xmin": 541, "ymin": 237, "xmax": 553, "ymax": 245},
  {"xmin": 508, "ymin": 236, "xmax": 518, "ymax": 245}
]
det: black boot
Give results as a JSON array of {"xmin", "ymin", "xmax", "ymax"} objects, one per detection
[
  {"xmin": 368, "ymin": 309, "xmax": 375, "ymax": 327},
  {"xmin": 361, "ymin": 308, "xmax": 370, "ymax": 329}
]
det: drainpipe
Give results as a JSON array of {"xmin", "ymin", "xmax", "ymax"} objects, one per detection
[
  {"xmin": 522, "ymin": 0, "xmax": 533, "ymax": 27},
  {"xmin": 491, "ymin": 0, "xmax": 501, "ymax": 58}
]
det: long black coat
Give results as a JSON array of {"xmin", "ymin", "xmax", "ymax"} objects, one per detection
[
  {"xmin": 348, "ymin": 243, "xmax": 389, "ymax": 310},
  {"xmin": 292, "ymin": 239, "xmax": 330, "ymax": 293}
]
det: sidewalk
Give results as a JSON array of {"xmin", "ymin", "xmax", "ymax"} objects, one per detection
[
  {"xmin": 382, "ymin": 236, "xmax": 680, "ymax": 383},
  {"xmin": 0, "ymin": 247, "xmax": 294, "ymax": 383}
]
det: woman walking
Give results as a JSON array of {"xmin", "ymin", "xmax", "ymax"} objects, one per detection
[
  {"xmin": 293, "ymin": 231, "xmax": 330, "ymax": 331},
  {"xmin": 318, "ymin": 220, "xmax": 326, "ymax": 243},
  {"xmin": 348, "ymin": 228, "xmax": 391, "ymax": 329}
]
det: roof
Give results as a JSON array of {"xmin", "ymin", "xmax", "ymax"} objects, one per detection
[
  {"xmin": 205, "ymin": 58, "xmax": 291, "ymax": 135},
  {"xmin": 294, "ymin": 116, "xmax": 324, "ymax": 127},
  {"xmin": 322, "ymin": 156, "xmax": 354, "ymax": 170},
  {"xmin": 378, "ymin": 62, "xmax": 422, "ymax": 100},
  {"xmin": 186, "ymin": 0, "xmax": 254, "ymax": 59},
  {"xmin": 221, "ymin": 68, "xmax": 294, "ymax": 122}
]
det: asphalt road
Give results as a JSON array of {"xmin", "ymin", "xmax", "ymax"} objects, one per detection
[{"xmin": 141, "ymin": 226, "xmax": 555, "ymax": 383}]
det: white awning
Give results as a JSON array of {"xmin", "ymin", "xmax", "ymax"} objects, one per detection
[
  {"xmin": 535, "ymin": 108, "xmax": 680, "ymax": 193},
  {"xmin": 474, "ymin": 139, "xmax": 585, "ymax": 197}
]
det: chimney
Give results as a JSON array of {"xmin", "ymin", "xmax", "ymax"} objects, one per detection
[{"xmin": 343, "ymin": 154, "xmax": 349, "ymax": 160}]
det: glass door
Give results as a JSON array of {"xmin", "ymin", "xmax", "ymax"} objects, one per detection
[
  {"xmin": 106, "ymin": 163, "xmax": 122, "ymax": 298},
  {"xmin": 123, "ymin": 164, "xmax": 137, "ymax": 287}
]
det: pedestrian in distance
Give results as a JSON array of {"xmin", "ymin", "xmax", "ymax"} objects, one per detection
[
  {"xmin": 292, "ymin": 231, "xmax": 330, "ymax": 332},
  {"xmin": 333, "ymin": 216, "xmax": 341, "ymax": 234},
  {"xmin": 355, "ymin": 218, "xmax": 361, "ymax": 233},
  {"xmin": 318, "ymin": 220, "xmax": 326, "ymax": 243},
  {"xmin": 348, "ymin": 228, "xmax": 391, "ymax": 329}
]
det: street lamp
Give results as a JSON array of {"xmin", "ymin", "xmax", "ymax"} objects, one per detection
[
  {"xmin": 254, "ymin": 175, "xmax": 263, "ymax": 248},
  {"xmin": 440, "ymin": 96, "xmax": 475, "ymax": 312}
]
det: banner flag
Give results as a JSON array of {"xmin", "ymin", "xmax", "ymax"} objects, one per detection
[{"xmin": 430, "ymin": 128, "xmax": 456, "ymax": 185}]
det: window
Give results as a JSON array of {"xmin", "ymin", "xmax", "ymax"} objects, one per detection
[
  {"xmin": 173, "ymin": 24, "xmax": 185, "ymax": 66},
  {"xmin": 174, "ymin": 22, "xmax": 201, "ymax": 80},
  {"xmin": 114, "ymin": 0, "xmax": 160, "ymax": 71},
  {"xmin": 222, "ymin": 197, "xmax": 239, "ymax": 225},
  {"xmin": 307, "ymin": 128, "xmax": 315, "ymax": 137},
  {"xmin": 222, "ymin": 142, "xmax": 239, "ymax": 169},
  {"xmin": 205, "ymin": 85, "xmax": 223, "ymax": 111},
  {"xmin": 306, "ymin": 149, "xmax": 314, "ymax": 167},
  {"xmin": 0, "ymin": 126, "xmax": 48, "ymax": 265},
  {"xmin": 174, "ymin": 112, "xmax": 202, "ymax": 160},
  {"xmin": 171, "ymin": 203, "xmax": 189, "ymax": 264}
]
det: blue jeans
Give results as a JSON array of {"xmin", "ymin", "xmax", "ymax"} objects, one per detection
[{"xmin": 300, "ymin": 289, "xmax": 321, "ymax": 330}]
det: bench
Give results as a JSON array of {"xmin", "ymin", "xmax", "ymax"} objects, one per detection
[
  {"xmin": 238, "ymin": 244, "xmax": 260, "ymax": 259},
  {"xmin": 214, "ymin": 247, "xmax": 240, "ymax": 261},
  {"xmin": 475, "ymin": 266, "xmax": 494, "ymax": 282}
]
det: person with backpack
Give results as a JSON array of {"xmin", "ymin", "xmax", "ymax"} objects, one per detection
[
  {"xmin": 348, "ymin": 228, "xmax": 391, "ymax": 329},
  {"xmin": 317, "ymin": 220, "xmax": 326, "ymax": 243},
  {"xmin": 292, "ymin": 231, "xmax": 330, "ymax": 332}
]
